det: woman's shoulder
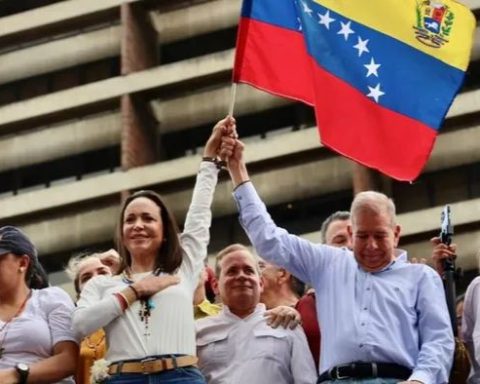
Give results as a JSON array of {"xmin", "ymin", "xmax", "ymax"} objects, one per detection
[{"xmin": 34, "ymin": 286, "xmax": 75, "ymax": 309}]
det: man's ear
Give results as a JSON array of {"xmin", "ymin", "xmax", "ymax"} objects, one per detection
[
  {"xmin": 393, "ymin": 224, "xmax": 401, "ymax": 247},
  {"xmin": 277, "ymin": 269, "xmax": 290, "ymax": 285},
  {"xmin": 212, "ymin": 276, "xmax": 219, "ymax": 296},
  {"xmin": 259, "ymin": 276, "xmax": 265, "ymax": 294}
]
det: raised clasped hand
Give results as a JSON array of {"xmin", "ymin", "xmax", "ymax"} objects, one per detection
[{"xmin": 204, "ymin": 116, "xmax": 237, "ymax": 159}]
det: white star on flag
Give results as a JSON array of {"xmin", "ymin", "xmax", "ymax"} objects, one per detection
[
  {"xmin": 301, "ymin": 1, "xmax": 313, "ymax": 16},
  {"xmin": 353, "ymin": 36, "xmax": 369, "ymax": 57},
  {"xmin": 367, "ymin": 84, "xmax": 385, "ymax": 103},
  {"xmin": 318, "ymin": 10, "xmax": 335, "ymax": 29},
  {"xmin": 364, "ymin": 58, "xmax": 381, "ymax": 77},
  {"xmin": 297, "ymin": 17, "xmax": 302, "ymax": 31},
  {"xmin": 337, "ymin": 21, "xmax": 354, "ymax": 41}
]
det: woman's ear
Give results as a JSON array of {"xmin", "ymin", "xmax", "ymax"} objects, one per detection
[{"xmin": 18, "ymin": 254, "xmax": 30, "ymax": 273}]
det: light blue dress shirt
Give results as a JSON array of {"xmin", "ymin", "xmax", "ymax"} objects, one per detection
[{"xmin": 233, "ymin": 182, "xmax": 454, "ymax": 384}]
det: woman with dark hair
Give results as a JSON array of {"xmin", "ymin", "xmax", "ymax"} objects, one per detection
[
  {"xmin": 0, "ymin": 226, "xmax": 78, "ymax": 383},
  {"xmin": 73, "ymin": 117, "xmax": 234, "ymax": 384}
]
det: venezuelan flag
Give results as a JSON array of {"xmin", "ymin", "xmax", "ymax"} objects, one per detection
[{"xmin": 233, "ymin": 0, "xmax": 475, "ymax": 181}]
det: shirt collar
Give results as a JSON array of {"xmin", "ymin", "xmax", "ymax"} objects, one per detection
[
  {"xmin": 223, "ymin": 303, "xmax": 265, "ymax": 320},
  {"xmin": 358, "ymin": 248, "xmax": 408, "ymax": 273}
]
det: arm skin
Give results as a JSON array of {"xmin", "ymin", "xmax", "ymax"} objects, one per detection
[{"xmin": 0, "ymin": 341, "xmax": 78, "ymax": 384}]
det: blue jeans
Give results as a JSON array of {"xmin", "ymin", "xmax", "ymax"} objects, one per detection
[
  {"xmin": 322, "ymin": 380, "xmax": 398, "ymax": 384},
  {"xmin": 104, "ymin": 366, "xmax": 206, "ymax": 384}
]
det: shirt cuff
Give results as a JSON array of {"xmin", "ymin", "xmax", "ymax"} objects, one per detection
[
  {"xmin": 409, "ymin": 370, "xmax": 431, "ymax": 384},
  {"xmin": 232, "ymin": 181, "xmax": 259, "ymax": 210}
]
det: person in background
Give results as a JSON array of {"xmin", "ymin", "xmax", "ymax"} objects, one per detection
[
  {"xmin": 193, "ymin": 266, "xmax": 222, "ymax": 319},
  {"xmin": 0, "ymin": 226, "xmax": 78, "ymax": 384},
  {"xmin": 66, "ymin": 251, "xmax": 116, "ymax": 384},
  {"xmin": 320, "ymin": 211, "xmax": 352, "ymax": 248},
  {"xmin": 73, "ymin": 117, "xmax": 234, "ymax": 384},
  {"xmin": 258, "ymin": 258, "xmax": 304, "ymax": 309},
  {"xmin": 97, "ymin": 249, "xmax": 121, "ymax": 276},
  {"xmin": 196, "ymin": 244, "xmax": 317, "ymax": 384}
]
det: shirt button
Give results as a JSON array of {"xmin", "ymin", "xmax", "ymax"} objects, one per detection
[
  {"xmin": 359, "ymin": 344, "xmax": 364, "ymax": 348},
  {"xmin": 363, "ymin": 307, "xmax": 368, "ymax": 310},
  {"xmin": 361, "ymin": 323, "xmax": 365, "ymax": 326},
  {"xmin": 366, "ymin": 287, "xmax": 371, "ymax": 291}
]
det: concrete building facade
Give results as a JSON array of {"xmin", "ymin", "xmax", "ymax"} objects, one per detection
[{"xmin": 0, "ymin": 0, "xmax": 479, "ymax": 295}]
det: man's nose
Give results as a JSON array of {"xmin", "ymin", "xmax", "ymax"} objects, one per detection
[
  {"xmin": 236, "ymin": 270, "xmax": 248, "ymax": 279},
  {"xmin": 366, "ymin": 236, "xmax": 378, "ymax": 249}
]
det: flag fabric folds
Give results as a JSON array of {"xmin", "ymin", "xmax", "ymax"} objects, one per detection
[{"xmin": 233, "ymin": 0, "xmax": 475, "ymax": 181}]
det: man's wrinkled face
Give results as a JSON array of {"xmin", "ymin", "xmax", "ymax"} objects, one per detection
[{"xmin": 349, "ymin": 208, "xmax": 400, "ymax": 272}]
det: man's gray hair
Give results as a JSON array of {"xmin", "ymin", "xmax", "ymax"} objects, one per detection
[{"xmin": 350, "ymin": 191, "xmax": 396, "ymax": 226}]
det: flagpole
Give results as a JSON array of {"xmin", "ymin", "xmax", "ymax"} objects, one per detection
[{"xmin": 228, "ymin": 82, "xmax": 238, "ymax": 117}]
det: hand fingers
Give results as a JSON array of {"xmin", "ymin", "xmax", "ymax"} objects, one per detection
[
  {"xmin": 290, "ymin": 313, "xmax": 301, "ymax": 330},
  {"xmin": 220, "ymin": 137, "xmax": 236, "ymax": 157},
  {"xmin": 267, "ymin": 314, "xmax": 281, "ymax": 329}
]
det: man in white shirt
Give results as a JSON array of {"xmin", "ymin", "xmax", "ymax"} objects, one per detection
[{"xmin": 195, "ymin": 244, "xmax": 317, "ymax": 384}]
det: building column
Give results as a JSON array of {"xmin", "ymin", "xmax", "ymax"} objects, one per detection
[
  {"xmin": 120, "ymin": 2, "xmax": 158, "ymax": 171},
  {"xmin": 352, "ymin": 163, "xmax": 392, "ymax": 196}
]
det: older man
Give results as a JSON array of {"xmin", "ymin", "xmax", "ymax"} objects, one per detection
[
  {"xmin": 195, "ymin": 244, "xmax": 317, "ymax": 384},
  {"xmin": 258, "ymin": 258, "xmax": 305, "ymax": 309},
  {"xmin": 220, "ymin": 137, "xmax": 454, "ymax": 384}
]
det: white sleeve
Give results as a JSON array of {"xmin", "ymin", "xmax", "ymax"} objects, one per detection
[
  {"xmin": 40, "ymin": 287, "xmax": 79, "ymax": 345},
  {"xmin": 463, "ymin": 277, "xmax": 480, "ymax": 370},
  {"xmin": 179, "ymin": 161, "xmax": 219, "ymax": 285},
  {"xmin": 72, "ymin": 276, "xmax": 123, "ymax": 338},
  {"xmin": 290, "ymin": 326, "xmax": 318, "ymax": 383}
]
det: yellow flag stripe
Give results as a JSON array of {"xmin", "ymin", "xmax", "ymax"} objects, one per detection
[{"xmin": 313, "ymin": 0, "xmax": 475, "ymax": 70}]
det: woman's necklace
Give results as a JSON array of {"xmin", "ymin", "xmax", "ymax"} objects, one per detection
[
  {"xmin": 0, "ymin": 290, "xmax": 32, "ymax": 359},
  {"xmin": 122, "ymin": 268, "xmax": 160, "ymax": 337}
]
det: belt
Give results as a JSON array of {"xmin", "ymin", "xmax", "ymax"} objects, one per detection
[
  {"xmin": 108, "ymin": 355, "xmax": 198, "ymax": 375},
  {"xmin": 317, "ymin": 362, "xmax": 411, "ymax": 383}
]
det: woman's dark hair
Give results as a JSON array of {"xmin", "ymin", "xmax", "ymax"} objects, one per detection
[
  {"xmin": 116, "ymin": 190, "xmax": 184, "ymax": 274},
  {"xmin": 29, "ymin": 261, "xmax": 50, "ymax": 289},
  {"xmin": 0, "ymin": 226, "xmax": 48, "ymax": 288}
]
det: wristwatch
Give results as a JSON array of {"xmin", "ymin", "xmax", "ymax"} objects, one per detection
[{"xmin": 15, "ymin": 363, "xmax": 29, "ymax": 384}]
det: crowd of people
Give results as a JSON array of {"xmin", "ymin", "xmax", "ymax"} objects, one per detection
[{"xmin": 0, "ymin": 116, "xmax": 479, "ymax": 383}]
